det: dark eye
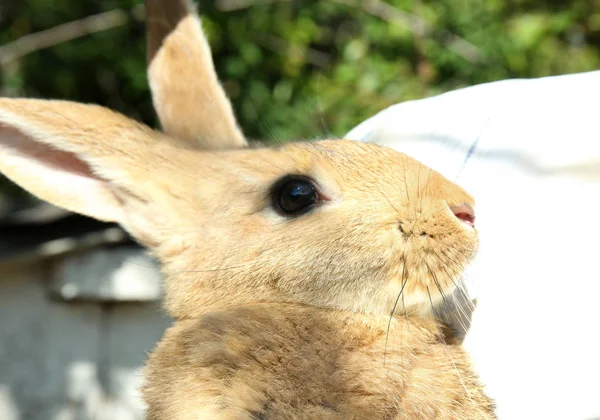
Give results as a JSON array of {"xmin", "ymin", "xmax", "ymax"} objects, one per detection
[{"xmin": 272, "ymin": 176, "xmax": 319, "ymax": 216}]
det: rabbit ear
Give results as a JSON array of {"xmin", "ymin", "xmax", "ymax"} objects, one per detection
[
  {"xmin": 145, "ymin": 0, "xmax": 247, "ymax": 149},
  {"xmin": 0, "ymin": 98, "xmax": 180, "ymax": 245}
]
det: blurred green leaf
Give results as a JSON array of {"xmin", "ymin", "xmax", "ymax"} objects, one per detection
[{"xmin": 0, "ymin": 0, "xmax": 599, "ymax": 201}]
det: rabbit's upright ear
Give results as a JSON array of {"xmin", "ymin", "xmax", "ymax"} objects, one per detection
[
  {"xmin": 0, "ymin": 99, "xmax": 180, "ymax": 245},
  {"xmin": 145, "ymin": 0, "xmax": 246, "ymax": 149}
]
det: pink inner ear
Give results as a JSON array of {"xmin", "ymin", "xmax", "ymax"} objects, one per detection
[
  {"xmin": 1, "ymin": 123, "xmax": 97, "ymax": 180},
  {"xmin": 0, "ymin": 122, "xmax": 125, "ymax": 223},
  {"xmin": 42, "ymin": 147, "xmax": 96, "ymax": 179}
]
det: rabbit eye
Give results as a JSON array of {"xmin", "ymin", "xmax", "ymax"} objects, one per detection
[{"xmin": 272, "ymin": 176, "xmax": 318, "ymax": 216}]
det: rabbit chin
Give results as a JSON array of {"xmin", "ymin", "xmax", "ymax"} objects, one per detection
[
  {"xmin": 384, "ymin": 277, "xmax": 455, "ymax": 318},
  {"xmin": 376, "ymin": 242, "xmax": 477, "ymax": 318}
]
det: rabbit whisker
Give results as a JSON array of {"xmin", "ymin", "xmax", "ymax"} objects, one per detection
[
  {"xmin": 432, "ymin": 249, "xmax": 467, "ymax": 285},
  {"xmin": 433, "ymin": 249, "xmax": 476, "ymax": 312},
  {"xmin": 384, "ymin": 260, "xmax": 408, "ymax": 368},
  {"xmin": 435, "ymin": 248, "xmax": 470, "ymax": 282},
  {"xmin": 431, "ymin": 250, "xmax": 474, "ymax": 330},
  {"xmin": 428, "ymin": 285, "xmax": 487, "ymax": 417},
  {"xmin": 174, "ymin": 264, "xmax": 255, "ymax": 273},
  {"xmin": 402, "ymin": 158, "xmax": 411, "ymax": 203},
  {"xmin": 250, "ymin": 91, "xmax": 282, "ymax": 144},
  {"xmin": 451, "ymin": 292, "xmax": 473, "ymax": 336},
  {"xmin": 124, "ymin": 258, "xmax": 254, "ymax": 274},
  {"xmin": 420, "ymin": 167, "xmax": 434, "ymax": 216},
  {"xmin": 439, "ymin": 278, "xmax": 472, "ymax": 335},
  {"xmin": 379, "ymin": 190, "xmax": 401, "ymax": 217},
  {"xmin": 312, "ymin": 80, "xmax": 332, "ymax": 138},
  {"xmin": 401, "ymin": 291, "xmax": 410, "ymax": 318},
  {"xmin": 440, "ymin": 240, "xmax": 477, "ymax": 256},
  {"xmin": 430, "ymin": 250, "xmax": 461, "ymax": 285},
  {"xmin": 411, "ymin": 166, "xmax": 434, "ymax": 234},
  {"xmin": 425, "ymin": 261, "xmax": 448, "ymax": 308},
  {"xmin": 426, "ymin": 286, "xmax": 435, "ymax": 318},
  {"xmin": 412, "ymin": 163, "xmax": 422, "ymax": 228}
]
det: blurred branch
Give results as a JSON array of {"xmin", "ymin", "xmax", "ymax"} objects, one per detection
[
  {"xmin": 442, "ymin": 33, "xmax": 484, "ymax": 64},
  {"xmin": 216, "ymin": 0, "xmax": 291, "ymax": 11},
  {"xmin": 332, "ymin": 0, "xmax": 420, "ymax": 29},
  {"xmin": 0, "ymin": 60, "xmax": 20, "ymax": 97},
  {"xmin": 257, "ymin": 34, "xmax": 332, "ymax": 68},
  {"xmin": 216, "ymin": 0, "xmax": 484, "ymax": 63},
  {"xmin": 332, "ymin": 0, "xmax": 484, "ymax": 63},
  {"xmin": 0, "ymin": 5, "xmax": 145, "ymax": 65}
]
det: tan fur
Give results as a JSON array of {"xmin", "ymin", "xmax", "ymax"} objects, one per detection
[
  {"xmin": 145, "ymin": 0, "xmax": 247, "ymax": 149},
  {"xmin": 0, "ymin": 3, "xmax": 495, "ymax": 418},
  {"xmin": 145, "ymin": 304, "xmax": 493, "ymax": 420}
]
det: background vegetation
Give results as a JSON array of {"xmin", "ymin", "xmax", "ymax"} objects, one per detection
[{"xmin": 1, "ymin": 0, "xmax": 599, "ymax": 210}]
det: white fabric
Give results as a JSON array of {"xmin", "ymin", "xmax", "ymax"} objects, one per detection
[{"xmin": 346, "ymin": 71, "xmax": 600, "ymax": 420}]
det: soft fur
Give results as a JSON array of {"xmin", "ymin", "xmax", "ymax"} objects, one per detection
[
  {"xmin": 145, "ymin": 304, "xmax": 492, "ymax": 420},
  {"xmin": 0, "ymin": 1, "xmax": 495, "ymax": 418}
]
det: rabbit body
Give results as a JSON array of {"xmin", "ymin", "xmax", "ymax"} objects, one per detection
[
  {"xmin": 144, "ymin": 304, "xmax": 494, "ymax": 420},
  {"xmin": 0, "ymin": 2, "xmax": 496, "ymax": 418},
  {"xmin": 0, "ymin": 97, "xmax": 496, "ymax": 420}
]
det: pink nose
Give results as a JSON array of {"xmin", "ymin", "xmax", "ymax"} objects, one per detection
[{"xmin": 450, "ymin": 203, "xmax": 475, "ymax": 227}]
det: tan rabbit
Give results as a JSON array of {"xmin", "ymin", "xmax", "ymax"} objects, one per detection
[{"xmin": 0, "ymin": 1, "xmax": 495, "ymax": 419}]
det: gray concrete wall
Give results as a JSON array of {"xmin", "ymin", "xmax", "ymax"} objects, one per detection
[{"xmin": 0, "ymin": 246, "xmax": 171, "ymax": 420}]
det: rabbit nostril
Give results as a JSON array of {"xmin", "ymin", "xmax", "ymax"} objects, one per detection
[{"xmin": 450, "ymin": 203, "xmax": 475, "ymax": 227}]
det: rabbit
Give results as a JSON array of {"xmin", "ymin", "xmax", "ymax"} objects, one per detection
[{"xmin": 0, "ymin": 1, "xmax": 495, "ymax": 418}]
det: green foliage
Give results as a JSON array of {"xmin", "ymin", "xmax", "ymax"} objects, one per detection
[
  {"xmin": 2, "ymin": 0, "xmax": 599, "ymax": 138},
  {"xmin": 0, "ymin": 0, "xmax": 599, "ymax": 206}
]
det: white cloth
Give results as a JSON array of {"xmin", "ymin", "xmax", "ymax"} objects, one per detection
[{"xmin": 346, "ymin": 71, "xmax": 600, "ymax": 420}]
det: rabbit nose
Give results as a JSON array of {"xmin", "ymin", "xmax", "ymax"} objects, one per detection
[{"xmin": 450, "ymin": 203, "xmax": 475, "ymax": 227}]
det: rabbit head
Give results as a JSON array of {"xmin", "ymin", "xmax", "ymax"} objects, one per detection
[
  {"xmin": 153, "ymin": 137, "xmax": 478, "ymax": 319},
  {"xmin": 0, "ymin": 102, "xmax": 477, "ymax": 321},
  {"xmin": 0, "ymin": 1, "xmax": 477, "ymax": 322}
]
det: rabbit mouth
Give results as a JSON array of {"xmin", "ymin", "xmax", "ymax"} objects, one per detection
[{"xmin": 386, "ymin": 218, "xmax": 478, "ymax": 316}]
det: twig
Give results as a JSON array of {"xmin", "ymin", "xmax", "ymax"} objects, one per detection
[
  {"xmin": 442, "ymin": 32, "xmax": 484, "ymax": 64},
  {"xmin": 216, "ymin": 0, "xmax": 292, "ymax": 12},
  {"xmin": 257, "ymin": 34, "xmax": 332, "ymax": 68},
  {"xmin": 0, "ymin": 5, "xmax": 145, "ymax": 65},
  {"xmin": 331, "ymin": 0, "xmax": 484, "ymax": 63},
  {"xmin": 216, "ymin": 0, "xmax": 483, "ymax": 63},
  {"xmin": 332, "ymin": 0, "xmax": 420, "ymax": 29}
]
